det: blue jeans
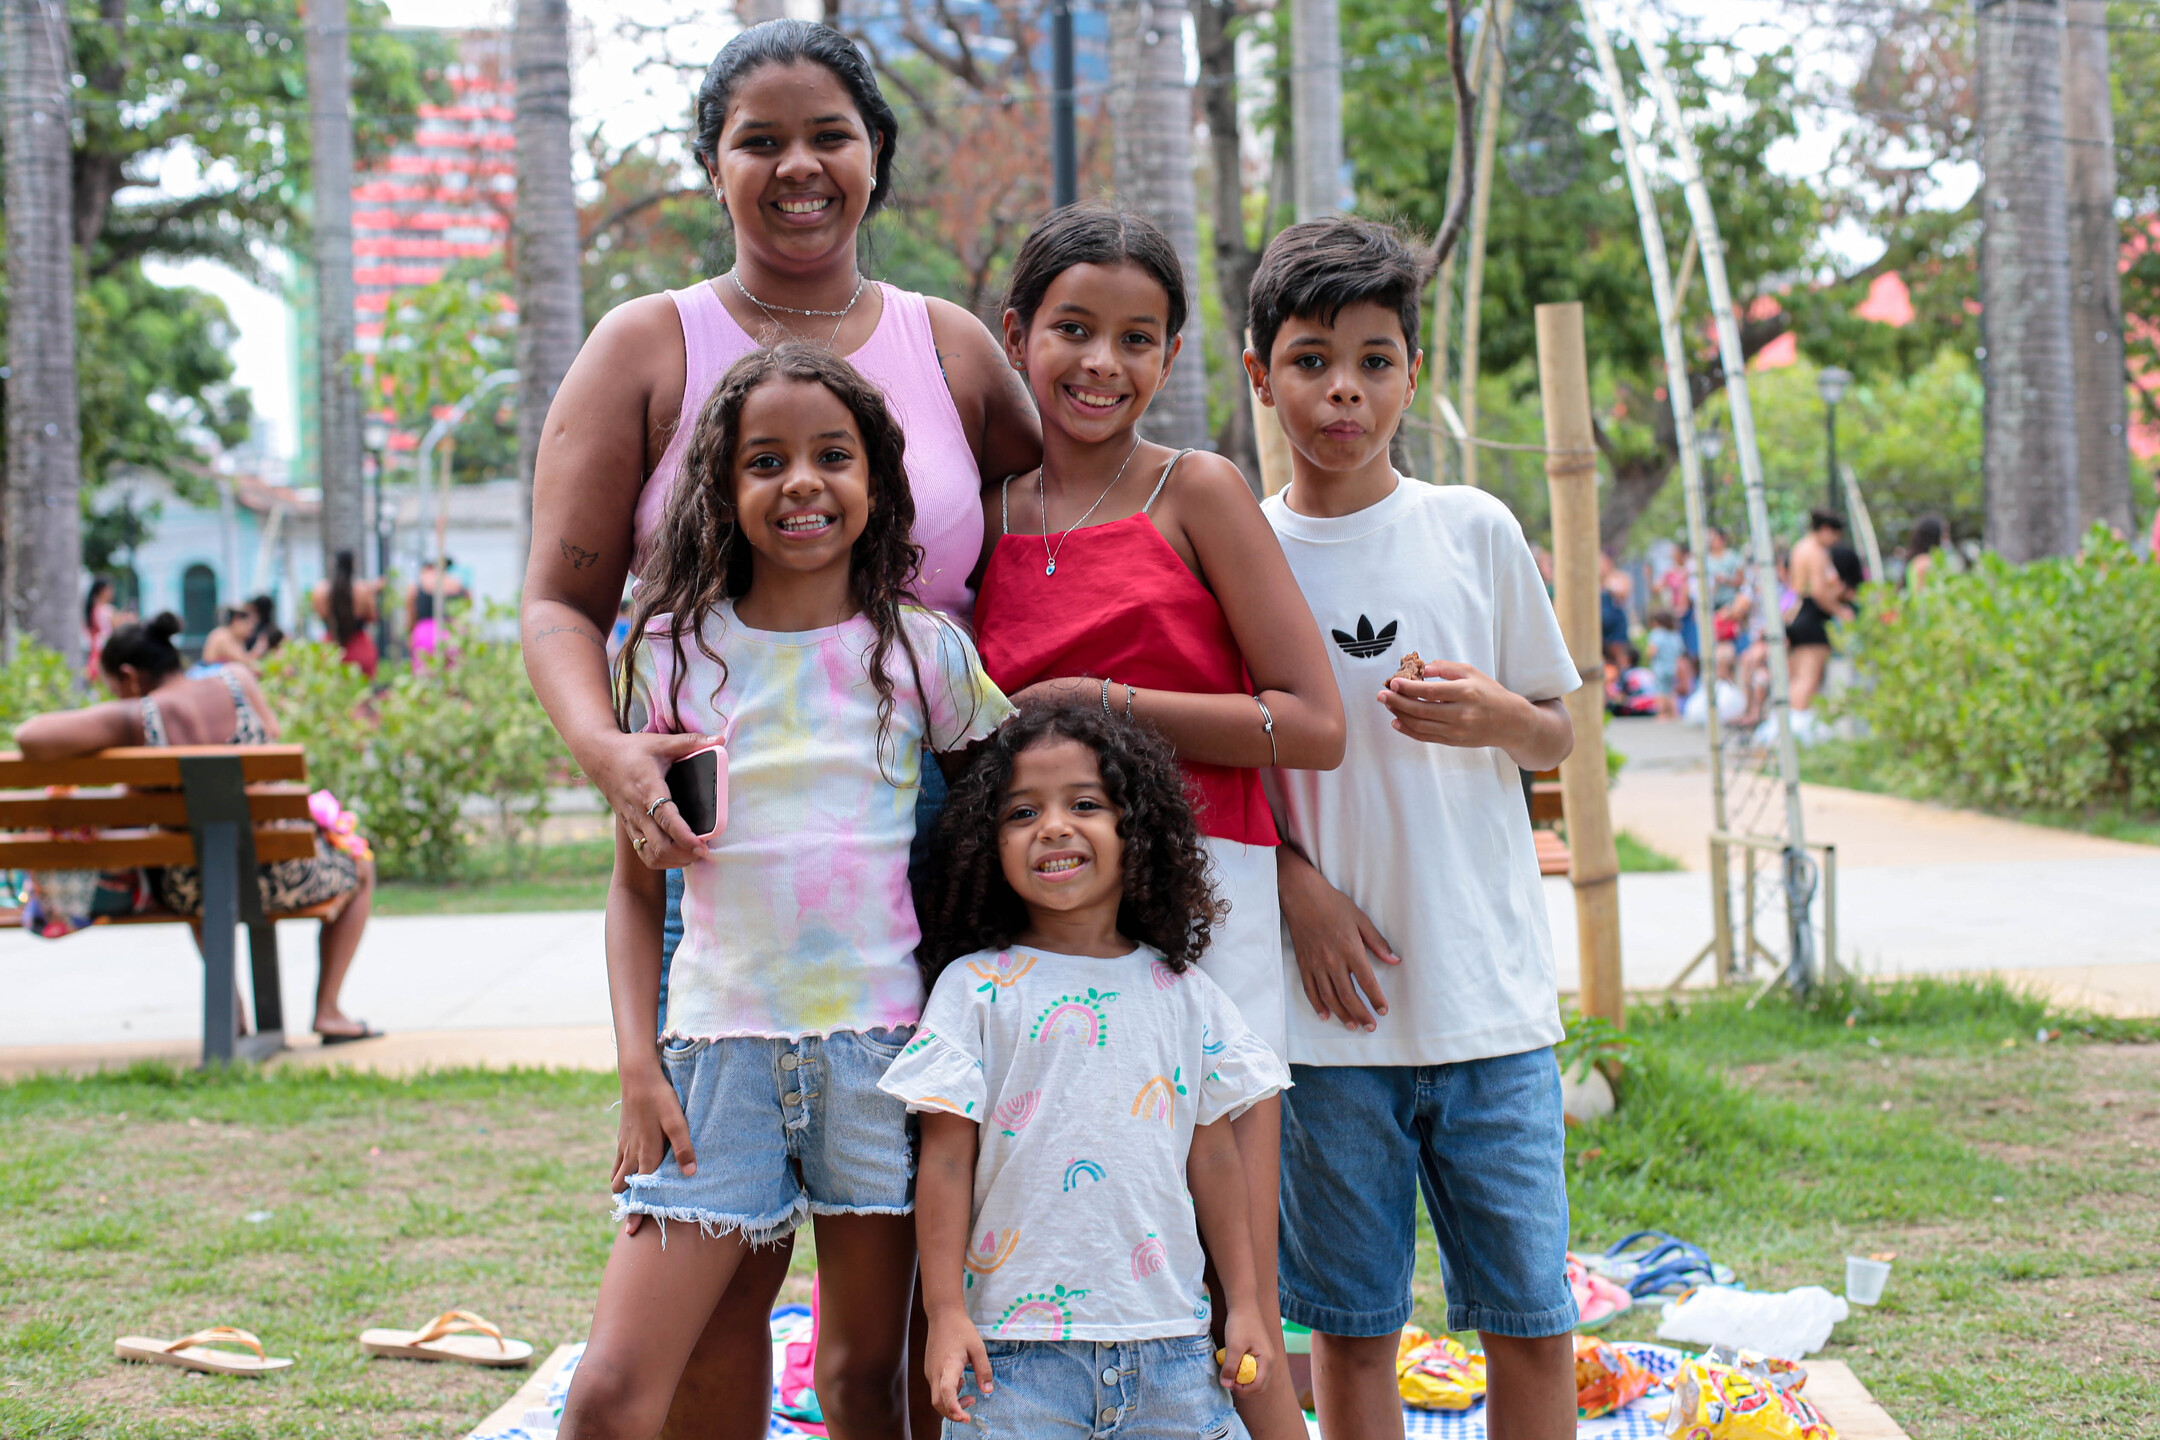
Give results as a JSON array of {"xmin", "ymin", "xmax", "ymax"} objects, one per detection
[
  {"xmin": 949, "ymin": 1335, "xmax": 1246, "ymax": 1440},
  {"xmin": 659, "ymin": 752, "xmax": 948, "ymax": 1035},
  {"xmin": 1277, "ymin": 1048, "xmax": 1578, "ymax": 1339}
]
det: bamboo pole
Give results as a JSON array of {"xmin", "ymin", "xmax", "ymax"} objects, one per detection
[
  {"xmin": 1456, "ymin": 0, "xmax": 1513, "ymax": 489},
  {"xmin": 1578, "ymin": 0, "xmax": 1730, "ymax": 979},
  {"xmin": 1535, "ymin": 301, "xmax": 1624, "ymax": 1028}
]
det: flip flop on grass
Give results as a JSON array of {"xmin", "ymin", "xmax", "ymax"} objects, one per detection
[
  {"xmin": 360, "ymin": 1310, "xmax": 533, "ymax": 1367},
  {"xmin": 114, "ymin": 1325, "xmax": 294, "ymax": 1376}
]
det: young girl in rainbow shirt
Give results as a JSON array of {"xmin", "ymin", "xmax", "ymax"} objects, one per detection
[
  {"xmin": 884, "ymin": 704, "xmax": 1288, "ymax": 1436},
  {"xmin": 556, "ymin": 342, "xmax": 1011, "ymax": 1440},
  {"xmin": 969, "ymin": 206, "xmax": 1345, "ymax": 1440}
]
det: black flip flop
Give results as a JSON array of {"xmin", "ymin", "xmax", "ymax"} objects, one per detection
[{"xmin": 317, "ymin": 1024, "xmax": 385, "ymax": 1046}]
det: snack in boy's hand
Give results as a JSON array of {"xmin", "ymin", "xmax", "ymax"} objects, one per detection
[
  {"xmin": 1574, "ymin": 1335, "xmax": 1653, "ymax": 1419},
  {"xmin": 1395, "ymin": 651, "xmax": 1426, "ymax": 681},
  {"xmin": 1395, "ymin": 1327, "xmax": 1487, "ymax": 1411}
]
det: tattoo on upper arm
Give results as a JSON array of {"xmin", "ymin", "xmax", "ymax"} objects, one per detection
[
  {"xmin": 531, "ymin": 623, "xmax": 603, "ymax": 647},
  {"xmin": 560, "ymin": 539, "xmax": 599, "ymax": 570}
]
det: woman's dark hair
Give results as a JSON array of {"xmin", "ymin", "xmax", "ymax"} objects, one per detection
[
  {"xmin": 1830, "ymin": 542, "xmax": 1864, "ymax": 589},
  {"xmin": 691, "ymin": 19, "xmax": 899, "ymax": 214},
  {"xmin": 1004, "ymin": 205, "xmax": 1190, "ymax": 339},
  {"xmin": 251, "ymin": 594, "xmax": 285, "ymax": 654},
  {"xmin": 83, "ymin": 578, "xmax": 113, "ymax": 628},
  {"xmin": 1246, "ymin": 216, "xmax": 1431, "ymax": 369},
  {"xmin": 919, "ymin": 704, "xmax": 1224, "ymax": 986},
  {"xmin": 1907, "ymin": 514, "xmax": 1945, "ymax": 556},
  {"xmin": 616, "ymin": 340, "xmax": 931, "ymax": 773},
  {"xmin": 329, "ymin": 550, "xmax": 360, "ymax": 644},
  {"xmin": 101, "ymin": 611, "xmax": 185, "ymax": 683}
]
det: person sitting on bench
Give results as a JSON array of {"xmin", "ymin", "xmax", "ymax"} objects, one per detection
[{"xmin": 15, "ymin": 613, "xmax": 381, "ymax": 1044}]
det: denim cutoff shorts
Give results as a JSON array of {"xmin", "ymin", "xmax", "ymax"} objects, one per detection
[
  {"xmin": 949, "ymin": 1334, "xmax": 1248, "ymax": 1440},
  {"xmin": 614, "ymin": 1027, "xmax": 917, "ymax": 1245},
  {"xmin": 1278, "ymin": 1046, "xmax": 1578, "ymax": 1339}
]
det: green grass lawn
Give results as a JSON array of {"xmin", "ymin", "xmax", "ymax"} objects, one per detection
[
  {"xmin": 372, "ymin": 837, "xmax": 613, "ymax": 917},
  {"xmin": 1615, "ymin": 829, "xmax": 1682, "ymax": 872},
  {"xmin": 1802, "ymin": 740, "xmax": 2160, "ymax": 847},
  {"xmin": 2, "ymin": 981, "xmax": 2154, "ymax": 1438}
]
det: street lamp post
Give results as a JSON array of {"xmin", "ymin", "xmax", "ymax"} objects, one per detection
[
  {"xmin": 363, "ymin": 417, "xmax": 392, "ymax": 661},
  {"xmin": 1815, "ymin": 365, "xmax": 1852, "ymax": 515}
]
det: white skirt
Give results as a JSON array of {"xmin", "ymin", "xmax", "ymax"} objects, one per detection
[{"xmin": 1198, "ymin": 835, "xmax": 1287, "ymax": 1061}]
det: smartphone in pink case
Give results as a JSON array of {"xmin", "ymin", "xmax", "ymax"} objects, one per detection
[{"xmin": 664, "ymin": 742, "xmax": 728, "ymax": 843}]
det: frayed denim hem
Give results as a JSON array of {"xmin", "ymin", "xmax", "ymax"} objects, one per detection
[
  {"xmin": 1447, "ymin": 1298, "xmax": 1580, "ymax": 1339},
  {"xmin": 805, "ymin": 1200, "xmax": 914, "ymax": 1219},
  {"xmin": 611, "ymin": 1194, "xmax": 809, "ymax": 1250}
]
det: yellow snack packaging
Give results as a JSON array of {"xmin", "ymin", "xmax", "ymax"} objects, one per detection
[
  {"xmin": 1395, "ymin": 1327, "xmax": 1488, "ymax": 1411},
  {"xmin": 1662, "ymin": 1350, "xmax": 1837, "ymax": 1439},
  {"xmin": 1575, "ymin": 1335, "xmax": 1655, "ymax": 1419}
]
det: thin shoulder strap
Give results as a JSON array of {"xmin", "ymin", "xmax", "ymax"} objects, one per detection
[
  {"xmin": 1143, "ymin": 448, "xmax": 1196, "ymax": 514},
  {"xmin": 999, "ymin": 473, "xmax": 1015, "ymax": 537}
]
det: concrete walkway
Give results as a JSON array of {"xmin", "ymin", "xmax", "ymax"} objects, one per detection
[{"xmin": 4, "ymin": 719, "xmax": 2152, "ymax": 1077}]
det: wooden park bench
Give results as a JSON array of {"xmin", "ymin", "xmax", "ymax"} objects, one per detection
[
  {"xmin": 1525, "ymin": 767, "xmax": 1570, "ymax": 876},
  {"xmin": 0, "ymin": 745, "xmax": 334, "ymax": 1066}
]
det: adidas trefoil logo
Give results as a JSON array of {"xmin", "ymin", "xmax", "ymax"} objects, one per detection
[{"xmin": 1332, "ymin": 615, "xmax": 1398, "ymax": 659}]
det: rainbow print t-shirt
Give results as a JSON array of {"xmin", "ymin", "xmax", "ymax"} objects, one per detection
[
  {"xmin": 878, "ymin": 944, "xmax": 1288, "ymax": 1340},
  {"xmin": 638, "ymin": 601, "xmax": 1012, "ymax": 1039}
]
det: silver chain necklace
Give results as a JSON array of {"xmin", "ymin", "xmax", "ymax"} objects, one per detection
[
  {"xmin": 1037, "ymin": 439, "xmax": 1142, "ymax": 577},
  {"xmin": 730, "ymin": 271, "xmax": 868, "ymax": 346}
]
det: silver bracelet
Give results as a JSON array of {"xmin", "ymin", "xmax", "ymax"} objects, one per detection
[
  {"xmin": 1101, "ymin": 676, "xmax": 1113, "ymax": 718},
  {"xmin": 1255, "ymin": 695, "xmax": 1277, "ymax": 766},
  {"xmin": 1125, "ymin": 684, "xmax": 1137, "ymax": 719}
]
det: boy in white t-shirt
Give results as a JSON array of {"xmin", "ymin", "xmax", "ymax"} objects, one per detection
[{"xmin": 1243, "ymin": 218, "xmax": 1582, "ymax": 1440}]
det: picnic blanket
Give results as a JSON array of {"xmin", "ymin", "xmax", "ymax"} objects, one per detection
[{"xmin": 468, "ymin": 1326, "xmax": 1687, "ymax": 1440}]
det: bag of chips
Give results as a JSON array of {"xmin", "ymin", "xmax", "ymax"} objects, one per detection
[
  {"xmin": 1662, "ymin": 1346, "xmax": 1837, "ymax": 1439},
  {"xmin": 1576, "ymin": 1335, "xmax": 1655, "ymax": 1419},
  {"xmin": 1395, "ymin": 1327, "xmax": 1488, "ymax": 1411}
]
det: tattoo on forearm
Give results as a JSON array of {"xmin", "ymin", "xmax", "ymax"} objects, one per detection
[
  {"xmin": 530, "ymin": 623, "xmax": 603, "ymax": 647},
  {"xmin": 560, "ymin": 539, "xmax": 599, "ymax": 570}
]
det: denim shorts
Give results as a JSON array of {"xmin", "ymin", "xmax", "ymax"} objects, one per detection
[
  {"xmin": 949, "ymin": 1334, "xmax": 1247, "ymax": 1440},
  {"xmin": 1277, "ymin": 1047, "xmax": 1578, "ymax": 1339},
  {"xmin": 614, "ymin": 1027, "xmax": 918, "ymax": 1245}
]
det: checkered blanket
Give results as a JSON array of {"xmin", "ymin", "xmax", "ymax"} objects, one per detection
[{"xmin": 471, "ymin": 1335, "xmax": 1685, "ymax": 1440}]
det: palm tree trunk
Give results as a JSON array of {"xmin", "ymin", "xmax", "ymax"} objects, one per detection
[
  {"xmin": 1192, "ymin": 0, "xmax": 1261, "ymax": 489},
  {"xmin": 1110, "ymin": 0, "xmax": 1210, "ymax": 451},
  {"xmin": 308, "ymin": 0, "xmax": 367, "ymax": 575},
  {"xmin": 2062, "ymin": 0, "xmax": 2130, "ymax": 538},
  {"xmin": 514, "ymin": 0, "xmax": 587, "ymax": 577},
  {"xmin": 1288, "ymin": 0, "xmax": 1341, "ymax": 219},
  {"xmin": 3, "ymin": 0, "xmax": 84, "ymax": 666},
  {"xmin": 1977, "ymin": 0, "xmax": 2079, "ymax": 561}
]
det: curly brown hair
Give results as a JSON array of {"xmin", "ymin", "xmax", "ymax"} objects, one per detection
[
  {"xmin": 615, "ymin": 341, "xmax": 930, "ymax": 773},
  {"xmin": 919, "ymin": 703, "xmax": 1224, "ymax": 986}
]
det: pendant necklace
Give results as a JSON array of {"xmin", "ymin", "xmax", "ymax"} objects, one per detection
[
  {"xmin": 730, "ymin": 271, "xmax": 868, "ymax": 347},
  {"xmin": 1038, "ymin": 439, "xmax": 1142, "ymax": 577}
]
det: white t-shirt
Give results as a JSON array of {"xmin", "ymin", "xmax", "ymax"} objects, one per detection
[
  {"xmin": 637, "ymin": 601, "xmax": 1012, "ymax": 1039},
  {"xmin": 878, "ymin": 944, "xmax": 1288, "ymax": 1340},
  {"xmin": 1261, "ymin": 477, "xmax": 1580, "ymax": 1067}
]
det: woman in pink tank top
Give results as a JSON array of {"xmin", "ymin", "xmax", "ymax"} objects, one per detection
[{"xmin": 521, "ymin": 21, "xmax": 1038, "ymax": 1440}]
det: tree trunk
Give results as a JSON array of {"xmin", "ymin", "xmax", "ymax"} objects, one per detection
[
  {"xmin": 1192, "ymin": 0, "xmax": 1261, "ymax": 490},
  {"xmin": 2062, "ymin": 0, "xmax": 2131, "ymax": 540},
  {"xmin": 515, "ymin": 0, "xmax": 587, "ymax": 578},
  {"xmin": 308, "ymin": 0, "xmax": 367, "ymax": 575},
  {"xmin": 1289, "ymin": 0, "xmax": 1342, "ymax": 219},
  {"xmin": 1110, "ymin": 0, "xmax": 1210, "ymax": 451},
  {"xmin": 1977, "ymin": 0, "xmax": 2079, "ymax": 561},
  {"xmin": 4, "ymin": 0, "xmax": 84, "ymax": 667}
]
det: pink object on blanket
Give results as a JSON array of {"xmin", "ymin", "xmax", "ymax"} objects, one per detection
[{"xmin": 778, "ymin": 1274, "xmax": 826, "ymax": 1436}]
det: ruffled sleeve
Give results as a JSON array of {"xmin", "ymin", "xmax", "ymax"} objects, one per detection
[
  {"xmin": 911, "ymin": 608, "xmax": 1015, "ymax": 754},
  {"xmin": 1195, "ymin": 978, "xmax": 1292, "ymax": 1126},
  {"xmin": 877, "ymin": 965, "xmax": 989, "ymax": 1120}
]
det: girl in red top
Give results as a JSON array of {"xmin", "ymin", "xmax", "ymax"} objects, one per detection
[{"xmin": 968, "ymin": 206, "xmax": 1344, "ymax": 1440}]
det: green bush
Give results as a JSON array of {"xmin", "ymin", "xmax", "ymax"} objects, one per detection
[
  {"xmin": 262, "ymin": 617, "xmax": 570, "ymax": 881},
  {"xmin": 1831, "ymin": 528, "xmax": 2160, "ymax": 814},
  {"xmin": 0, "ymin": 643, "xmax": 82, "ymax": 746}
]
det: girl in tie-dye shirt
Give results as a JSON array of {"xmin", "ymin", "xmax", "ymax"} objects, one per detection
[{"xmin": 559, "ymin": 343, "xmax": 1010, "ymax": 1440}]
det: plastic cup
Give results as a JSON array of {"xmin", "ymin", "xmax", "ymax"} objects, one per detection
[{"xmin": 1846, "ymin": 1256, "xmax": 1892, "ymax": 1306}]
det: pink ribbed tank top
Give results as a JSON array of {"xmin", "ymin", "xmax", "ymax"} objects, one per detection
[{"xmin": 632, "ymin": 280, "xmax": 985, "ymax": 620}]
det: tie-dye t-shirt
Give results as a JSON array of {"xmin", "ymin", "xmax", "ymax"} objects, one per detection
[
  {"xmin": 878, "ymin": 945, "xmax": 1288, "ymax": 1340},
  {"xmin": 638, "ymin": 601, "xmax": 1012, "ymax": 1039}
]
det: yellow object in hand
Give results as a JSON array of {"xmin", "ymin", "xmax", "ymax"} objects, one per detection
[{"xmin": 1215, "ymin": 1349, "xmax": 1259, "ymax": 1385}]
